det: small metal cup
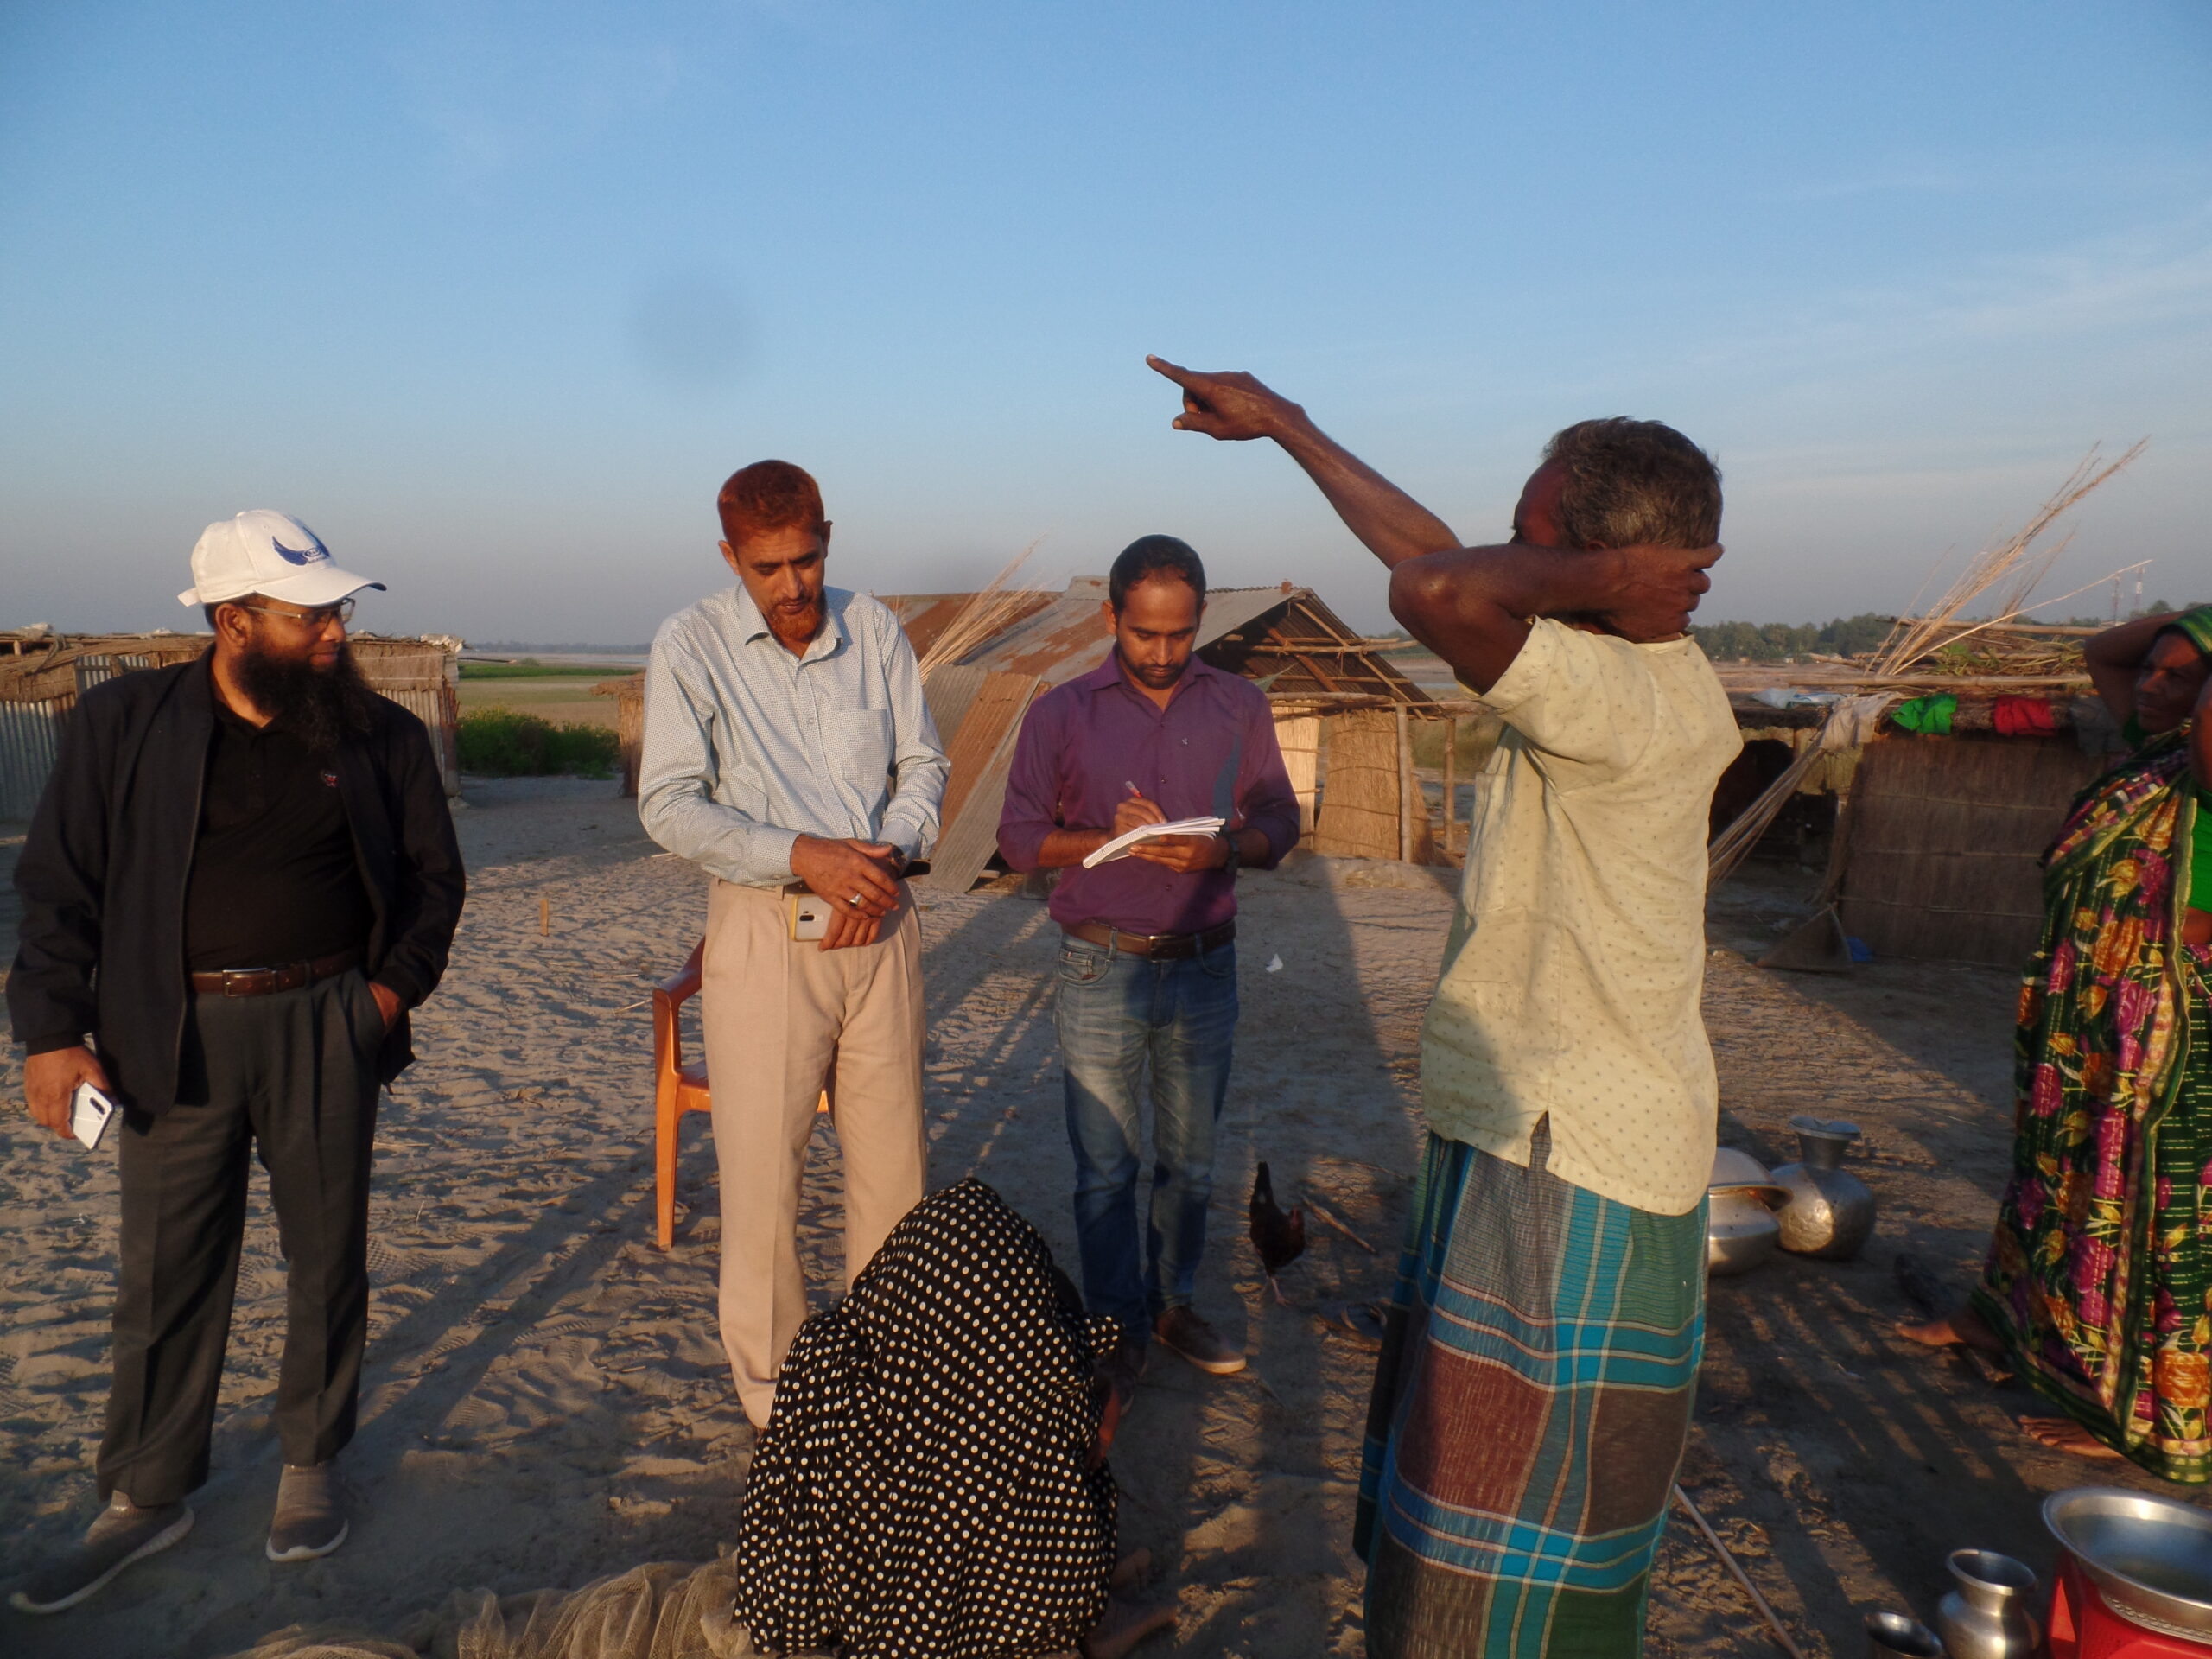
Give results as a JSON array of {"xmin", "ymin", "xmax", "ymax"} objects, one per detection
[{"xmin": 1866, "ymin": 1610, "xmax": 1945, "ymax": 1657}]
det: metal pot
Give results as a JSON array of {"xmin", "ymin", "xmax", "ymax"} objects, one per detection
[
  {"xmin": 1936, "ymin": 1548, "xmax": 2039, "ymax": 1659},
  {"xmin": 1707, "ymin": 1147, "xmax": 1789, "ymax": 1278},
  {"xmin": 2044, "ymin": 1484, "xmax": 2212, "ymax": 1639},
  {"xmin": 1772, "ymin": 1116, "xmax": 1877, "ymax": 1261}
]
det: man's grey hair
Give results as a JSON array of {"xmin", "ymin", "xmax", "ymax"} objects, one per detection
[{"xmin": 1542, "ymin": 418, "xmax": 1721, "ymax": 550}]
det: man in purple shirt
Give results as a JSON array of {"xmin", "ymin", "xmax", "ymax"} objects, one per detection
[{"xmin": 998, "ymin": 536, "xmax": 1300, "ymax": 1407}]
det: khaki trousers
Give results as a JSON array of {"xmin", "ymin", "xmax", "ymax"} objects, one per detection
[{"xmin": 702, "ymin": 878, "xmax": 926, "ymax": 1427}]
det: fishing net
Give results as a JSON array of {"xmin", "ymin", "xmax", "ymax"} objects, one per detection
[{"xmin": 217, "ymin": 1558, "xmax": 779, "ymax": 1659}]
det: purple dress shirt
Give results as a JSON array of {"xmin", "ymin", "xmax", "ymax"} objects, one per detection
[{"xmin": 997, "ymin": 653, "xmax": 1301, "ymax": 937}]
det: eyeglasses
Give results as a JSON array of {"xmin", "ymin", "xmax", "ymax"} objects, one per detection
[{"xmin": 238, "ymin": 597, "xmax": 356, "ymax": 628}]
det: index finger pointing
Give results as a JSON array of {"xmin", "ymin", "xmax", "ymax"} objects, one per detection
[{"xmin": 1147, "ymin": 354, "xmax": 1200, "ymax": 389}]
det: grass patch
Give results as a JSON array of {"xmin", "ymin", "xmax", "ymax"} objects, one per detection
[
  {"xmin": 460, "ymin": 658, "xmax": 627, "ymax": 680},
  {"xmin": 457, "ymin": 707, "xmax": 621, "ymax": 778}
]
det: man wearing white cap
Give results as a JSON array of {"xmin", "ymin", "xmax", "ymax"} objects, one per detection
[{"xmin": 6, "ymin": 512, "xmax": 465, "ymax": 1613}]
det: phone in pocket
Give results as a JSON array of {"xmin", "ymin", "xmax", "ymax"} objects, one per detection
[{"xmin": 70, "ymin": 1079, "xmax": 118, "ymax": 1151}]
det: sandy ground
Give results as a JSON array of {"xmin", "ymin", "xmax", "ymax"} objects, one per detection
[{"xmin": 0, "ymin": 787, "xmax": 2191, "ymax": 1658}]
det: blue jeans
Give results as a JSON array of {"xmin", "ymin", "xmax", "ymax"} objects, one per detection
[{"xmin": 1055, "ymin": 933, "xmax": 1239, "ymax": 1332}]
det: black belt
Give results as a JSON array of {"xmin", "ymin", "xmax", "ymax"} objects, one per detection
[
  {"xmin": 1065, "ymin": 919, "xmax": 1236, "ymax": 960},
  {"xmin": 188, "ymin": 949, "xmax": 365, "ymax": 997}
]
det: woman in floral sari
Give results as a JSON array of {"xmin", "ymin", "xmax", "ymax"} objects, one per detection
[{"xmin": 1904, "ymin": 607, "xmax": 2212, "ymax": 1476}]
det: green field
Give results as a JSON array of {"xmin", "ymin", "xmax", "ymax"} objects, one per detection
[{"xmin": 456, "ymin": 677, "xmax": 621, "ymax": 728}]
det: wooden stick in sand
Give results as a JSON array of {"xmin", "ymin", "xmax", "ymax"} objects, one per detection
[
  {"xmin": 1305, "ymin": 1194, "xmax": 1378, "ymax": 1255},
  {"xmin": 540, "ymin": 893, "xmax": 550, "ymax": 936},
  {"xmin": 1669, "ymin": 1484, "xmax": 1808, "ymax": 1659}
]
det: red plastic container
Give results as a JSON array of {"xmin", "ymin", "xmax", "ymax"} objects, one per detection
[{"xmin": 2047, "ymin": 1552, "xmax": 2212, "ymax": 1658}]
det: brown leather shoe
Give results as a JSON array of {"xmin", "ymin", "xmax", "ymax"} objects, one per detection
[{"xmin": 1154, "ymin": 1306, "xmax": 1245, "ymax": 1376}]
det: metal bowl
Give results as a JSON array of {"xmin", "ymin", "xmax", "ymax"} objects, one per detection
[
  {"xmin": 1707, "ymin": 1147, "xmax": 1789, "ymax": 1277},
  {"xmin": 2044, "ymin": 1485, "xmax": 2212, "ymax": 1637},
  {"xmin": 1707, "ymin": 1188, "xmax": 1785, "ymax": 1276}
]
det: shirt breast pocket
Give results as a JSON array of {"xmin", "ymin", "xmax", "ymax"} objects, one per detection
[{"xmin": 828, "ymin": 709, "xmax": 894, "ymax": 781}]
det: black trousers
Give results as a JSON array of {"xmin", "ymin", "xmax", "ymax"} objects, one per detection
[{"xmin": 97, "ymin": 969, "xmax": 385, "ymax": 1506}]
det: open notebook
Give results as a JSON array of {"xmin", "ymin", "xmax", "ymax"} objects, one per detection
[{"xmin": 1080, "ymin": 816, "xmax": 1227, "ymax": 869}]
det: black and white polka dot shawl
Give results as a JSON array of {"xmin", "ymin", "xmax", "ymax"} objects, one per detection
[{"xmin": 730, "ymin": 1179, "xmax": 1120, "ymax": 1659}]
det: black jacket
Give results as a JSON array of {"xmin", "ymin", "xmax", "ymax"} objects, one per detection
[{"xmin": 6, "ymin": 657, "xmax": 466, "ymax": 1114}]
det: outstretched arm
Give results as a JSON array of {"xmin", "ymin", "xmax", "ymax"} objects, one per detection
[
  {"xmin": 1147, "ymin": 356, "xmax": 1459, "ymax": 569},
  {"xmin": 1147, "ymin": 356, "xmax": 1718, "ymax": 692}
]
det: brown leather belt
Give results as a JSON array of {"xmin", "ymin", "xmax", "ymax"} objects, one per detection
[
  {"xmin": 1064, "ymin": 919, "xmax": 1236, "ymax": 960},
  {"xmin": 188, "ymin": 949, "xmax": 365, "ymax": 998}
]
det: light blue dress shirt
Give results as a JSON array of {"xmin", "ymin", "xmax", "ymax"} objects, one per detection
[{"xmin": 638, "ymin": 583, "xmax": 948, "ymax": 888}]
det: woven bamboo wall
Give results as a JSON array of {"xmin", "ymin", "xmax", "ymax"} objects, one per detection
[
  {"xmin": 1312, "ymin": 710, "xmax": 1436, "ymax": 862},
  {"xmin": 1274, "ymin": 715, "xmax": 1319, "ymax": 837},
  {"xmin": 1839, "ymin": 733, "xmax": 2102, "ymax": 968}
]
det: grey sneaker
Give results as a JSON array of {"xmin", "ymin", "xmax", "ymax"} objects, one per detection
[
  {"xmin": 1154, "ymin": 1306, "xmax": 1245, "ymax": 1376},
  {"xmin": 266, "ymin": 1462, "xmax": 348, "ymax": 1562},
  {"xmin": 10, "ymin": 1496, "xmax": 194, "ymax": 1614}
]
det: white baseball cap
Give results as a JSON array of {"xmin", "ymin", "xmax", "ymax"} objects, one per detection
[{"xmin": 177, "ymin": 510, "xmax": 387, "ymax": 609}]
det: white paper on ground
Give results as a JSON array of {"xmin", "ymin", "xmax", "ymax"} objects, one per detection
[
  {"xmin": 1266, "ymin": 954, "xmax": 1284, "ymax": 973},
  {"xmin": 1080, "ymin": 816, "xmax": 1226, "ymax": 869}
]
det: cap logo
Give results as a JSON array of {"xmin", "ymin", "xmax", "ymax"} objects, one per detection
[{"xmin": 272, "ymin": 531, "xmax": 330, "ymax": 567}]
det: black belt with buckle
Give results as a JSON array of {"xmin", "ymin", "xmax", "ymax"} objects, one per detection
[
  {"xmin": 1064, "ymin": 919, "xmax": 1236, "ymax": 960},
  {"xmin": 188, "ymin": 948, "xmax": 365, "ymax": 997}
]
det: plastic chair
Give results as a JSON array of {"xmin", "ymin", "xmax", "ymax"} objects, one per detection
[
  {"xmin": 652, "ymin": 938, "xmax": 830, "ymax": 1250},
  {"xmin": 653, "ymin": 941, "xmax": 712, "ymax": 1249}
]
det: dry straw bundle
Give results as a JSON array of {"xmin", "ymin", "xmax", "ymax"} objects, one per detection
[
  {"xmin": 1707, "ymin": 441, "xmax": 2145, "ymax": 887},
  {"xmin": 914, "ymin": 537, "xmax": 1048, "ymax": 682}
]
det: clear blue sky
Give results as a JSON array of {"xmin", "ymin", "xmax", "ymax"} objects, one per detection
[{"xmin": 3, "ymin": 1, "xmax": 2207, "ymax": 642}]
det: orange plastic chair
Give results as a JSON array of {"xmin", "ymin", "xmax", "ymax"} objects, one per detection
[
  {"xmin": 652, "ymin": 937, "xmax": 830, "ymax": 1250},
  {"xmin": 652, "ymin": 941, "xmax": 712, "ymax": 1249}
]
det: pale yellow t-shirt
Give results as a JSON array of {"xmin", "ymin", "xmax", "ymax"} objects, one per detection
[{"xmin": 1420, "ymin": 618, "xmax": 1742, "ymax": 1215}]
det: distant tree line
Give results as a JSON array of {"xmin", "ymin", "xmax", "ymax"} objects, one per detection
[
  {"xmin": 1690, "ymin": 613, "xmax": 1896, "ymax": 663},
  {"xmin": 1693, "ymin": 601, "xmax": 2205, "ymax": 663}
]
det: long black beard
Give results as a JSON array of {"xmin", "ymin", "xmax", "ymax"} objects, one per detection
[{"xmin": 232, "ymin": 641, "xmax": 378, "ymax": 756}]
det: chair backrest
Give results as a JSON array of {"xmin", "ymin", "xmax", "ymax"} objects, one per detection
[{"xmin": 653, "ymin": 938, "xmax": 706, "ymax": 1079}]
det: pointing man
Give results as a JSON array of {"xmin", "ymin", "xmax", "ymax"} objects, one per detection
[
  {"xmin": 9, "ymin": 512, "xmax": 464, "ymax": 1612},
  {"xmin": 1152, "ymin": 357, "xmax": 1734, "ymax": 1658}
]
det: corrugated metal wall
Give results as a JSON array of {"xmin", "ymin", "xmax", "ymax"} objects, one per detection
[
  {"xmin": 0, "ymin": 699, "xmax": 69, "ymax": 819},
  {"xmin": 0, "ymin": 635, "xmax": 461, "ymax": 819}
]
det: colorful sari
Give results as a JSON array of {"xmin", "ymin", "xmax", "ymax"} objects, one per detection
[{"xmin": 1970, "ymin": 726, "xmax": 2212, "ymax": 1480}]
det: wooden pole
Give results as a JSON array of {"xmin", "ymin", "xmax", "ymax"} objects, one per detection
[
  {"xmin": 1441, "ymin": 716, "xmax": 1457, "ymax": 855},
  {"xmin": 1395, "ymin": 705, "xmax": 1413, "ymax": 863}
]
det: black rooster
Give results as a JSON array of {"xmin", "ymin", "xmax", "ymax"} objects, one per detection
[{"xmin": 1249, "ymin": 1161, "xmax": 1306, "ymax": 1306}]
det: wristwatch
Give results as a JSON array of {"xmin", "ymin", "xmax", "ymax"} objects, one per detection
[{"xmin": 1217, "ymin": 829, "xmax": 1242, "ymax": 875}]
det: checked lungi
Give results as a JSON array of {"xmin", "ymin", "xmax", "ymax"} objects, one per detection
[{"xmin": 1357, "ymin": 1123, "xmax": 1707, "ymax": 1658}]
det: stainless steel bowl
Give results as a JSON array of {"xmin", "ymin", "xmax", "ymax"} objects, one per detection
[
  {"xmin": 1707, "ymin": 1187, "xmax": 1783, "ymax": 1276},
  {"xmin": 1707, "ymin": 1147, "xmax": 1789, "ymax": 1277},
  {"xmin": 1865, "ymin": 1611, "xmax": 1944, "ymax": 1656},
  {"xmin": 2044, "ymin": 1484, "xmax": 2212, "ymax": 1637}
]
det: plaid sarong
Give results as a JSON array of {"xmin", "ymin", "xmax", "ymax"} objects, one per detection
[{"xmin": 1357, "ymin": 1127, "xmax": 1707, "ymax": 1658}]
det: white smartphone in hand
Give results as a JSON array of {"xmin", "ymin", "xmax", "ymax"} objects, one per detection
[
  {"xmin": 788, "ymin": 893, "xmax": 832, "ymax": 942},
  {"xmin": 70, "ymin": 1080, "xmax": 117, "ymax": 1151}
]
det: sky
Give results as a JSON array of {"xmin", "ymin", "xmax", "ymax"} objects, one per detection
[{"xmin": 2, "ymin": 0, "xmax": 2208, "ymax": 642}]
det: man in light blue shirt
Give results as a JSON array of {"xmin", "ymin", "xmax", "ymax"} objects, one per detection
[{"xmin": 639, "ymin": 459, "xmax": 947, "ymax": 1427}]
